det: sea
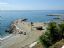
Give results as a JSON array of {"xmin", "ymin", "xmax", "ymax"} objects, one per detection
[{"xmin": 0, "ymin": 10, "xmax": 64, "ymax": 38}]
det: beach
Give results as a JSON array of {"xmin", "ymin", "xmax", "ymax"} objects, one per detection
[{"xmin": 0, "ymin": 19, "xmax": 47, "ymax": 48}]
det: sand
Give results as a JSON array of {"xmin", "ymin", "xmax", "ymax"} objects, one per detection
[{"xmin": 0, "ymin": 19, "xmax": 47, "ymax": 48}]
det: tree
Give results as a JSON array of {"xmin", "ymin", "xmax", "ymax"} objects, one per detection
[
  {"xmin": 59, "ymin": 22, "xmax": 64, "ymax": 38},
  {"xmin": 40, "ymin": 31, "xmax": 52, "ymax": 48},
  {"xmin": 39, "ymin": 22, "xmax": 64, "ymax": 48}
]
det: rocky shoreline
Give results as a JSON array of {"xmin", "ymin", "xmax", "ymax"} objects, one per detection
[{"xmin": 3, "ymin": 19, "xmax": 47, "ymax": 48}]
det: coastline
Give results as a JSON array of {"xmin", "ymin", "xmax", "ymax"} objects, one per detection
[
  {"xmin": 0, "ymin": 19, "xmax": 47, "ymax": 48},
  {"xmin": 0, "ymin": 19, "xmax": 47, "ymax": 41},
  {"xmin": 0, "ymin": 34, "xmax": 12, "ymax": 40}
]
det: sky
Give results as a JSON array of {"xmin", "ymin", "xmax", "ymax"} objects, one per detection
[{"xmin": 0, "ymin": 0, "xmax": 64, "ymax": 10}]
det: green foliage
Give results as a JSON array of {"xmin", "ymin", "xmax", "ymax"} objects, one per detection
[
  {"xmin": 39, "ymin": 22, "xmax": 64, "ymax": 48},
  {"xmin": 59, "ymin": 22, "xmax": 64, "ymax": 38},
  {"xmin": 40, "ymin": 31, "xmax": 52, "ymax": 48}
]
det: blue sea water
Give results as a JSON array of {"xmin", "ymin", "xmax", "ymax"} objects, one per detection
[{"xmin": 0, "ymin": 10, "xmax": 64, "ymax": 37}]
